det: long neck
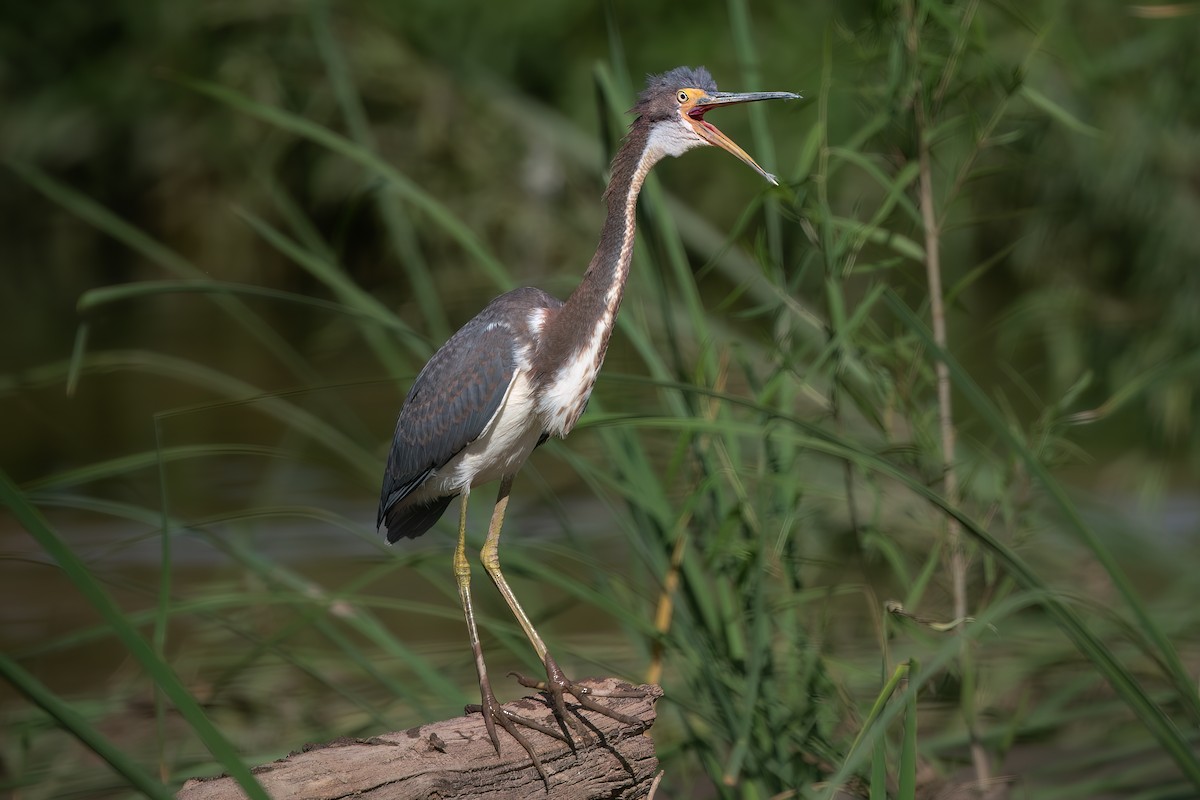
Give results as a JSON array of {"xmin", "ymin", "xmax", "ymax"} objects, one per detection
[
  {"xmin": 572, "ymin": 122, "xmax": 658, "ymax": 315},
  {"xmin": 531, "ymin": 119, "xmax": 666, "ymax": 435},
  {"xmin": 548, "ymin": 121, "xmax": 659, "ymax": 361}
]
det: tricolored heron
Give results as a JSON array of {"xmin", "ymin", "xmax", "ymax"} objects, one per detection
[{"xmin": 377, "ymin": 66, "xmax": 798, "ymax": 773}]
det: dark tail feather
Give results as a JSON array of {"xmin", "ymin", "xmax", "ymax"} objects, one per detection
[{"xmin": 380, "ymin": 494, "xmax": 456, "ymax": 543}]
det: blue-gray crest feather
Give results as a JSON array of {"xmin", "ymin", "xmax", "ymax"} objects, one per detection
[{"xmin": 640, "ymin": 66, "xmax": 718, "ymax": 102}]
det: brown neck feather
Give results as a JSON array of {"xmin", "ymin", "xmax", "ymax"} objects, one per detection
[{"xmin": 535, "ymin": 119, "xmax": 657, "ymax": 375}]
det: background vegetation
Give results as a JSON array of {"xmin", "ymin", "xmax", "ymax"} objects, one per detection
[{"xmin": 3, "ymin": 0, "xmax": 1199, "ymax": 797}]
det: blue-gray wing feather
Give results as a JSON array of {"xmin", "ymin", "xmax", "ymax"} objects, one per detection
[{"xmin": 377, "ymin": 288, "xmax": 561, "ymax": 541}]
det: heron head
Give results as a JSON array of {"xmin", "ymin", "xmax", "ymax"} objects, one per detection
[{"xmin": 634, "ymin": 66, "xmax": 800, "ymax": 185}]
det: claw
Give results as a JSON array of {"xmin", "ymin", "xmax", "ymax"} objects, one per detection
[
  {"xmin": 511, "ymin": 654, "xmax": 650, "ymax": 738},
  {"xmin": 467, "ymin": 674, "xmax": 573, "ymax": 787}
]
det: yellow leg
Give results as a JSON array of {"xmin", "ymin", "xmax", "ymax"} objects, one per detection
[
  {"xmin": 480, "ymin": 475, "xmax": 550, "ymax": 662},
  {"xmin": 452, "ymin": 489, "xmax": 500, "ymax": 751},
  {"xmin": 480, "ymin": 476, "xmax": 644, "ymax": 730},
  {"xmin": 454, "ymin": 488, "xmax": 559, "ymax": 781}
]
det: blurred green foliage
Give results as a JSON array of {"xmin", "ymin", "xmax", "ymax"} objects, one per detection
[
  {"xmin": 4, "ymin": 1, "xmax": 1199, "ymax": 466},
  {"xmin": 2, "ymin": 0, "xmax": 1200, "ymax": 798}
]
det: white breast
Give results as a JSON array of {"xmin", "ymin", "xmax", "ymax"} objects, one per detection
[
  {"xmin": 537, "ymin": 317, "xmax": 609, "ymax": 438},
  {"xmin": 417, "ymin": 370, "xmax": 544, "ymax": 500}
]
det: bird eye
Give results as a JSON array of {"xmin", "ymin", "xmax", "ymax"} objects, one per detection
[{"xmin": 677, "ymin": 90, "xmax": 688, "ymax": 103}]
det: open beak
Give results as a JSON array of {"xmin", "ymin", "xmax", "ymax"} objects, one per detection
[{"xmin": 688, "ymin": 90, "xmax": 800, "ymax": 185}]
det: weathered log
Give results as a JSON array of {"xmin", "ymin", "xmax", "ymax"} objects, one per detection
[{"xmin": 178, "ymin": 678, "xmax": 663, "ymax": 800}]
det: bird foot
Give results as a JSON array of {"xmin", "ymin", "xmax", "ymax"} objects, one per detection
[
  {"xmin": 510, "ymin": 654, "xmax": 648, "ymax": 742},
  {"xmin": 465, "ymin": 675, "xmax": 569, "ymax": 785}
]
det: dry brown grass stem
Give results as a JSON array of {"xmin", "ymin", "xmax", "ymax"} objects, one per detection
[{"xmin": 904, "ymin": 0, "xmax": 991, "ymax": 790}]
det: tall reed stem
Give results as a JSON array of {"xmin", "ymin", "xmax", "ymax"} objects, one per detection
[{"xmin": 903, "ymin": 0, "xmax": 991, "ymax": 789}]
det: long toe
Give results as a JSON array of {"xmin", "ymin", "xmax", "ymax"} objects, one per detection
[
  {"xmin": 511, "ymin": 655, "xmax": 648, "ymax": 732},
  {"xmin": 466, "ymin": 686, "xmax": 571, "ymax": 786}
]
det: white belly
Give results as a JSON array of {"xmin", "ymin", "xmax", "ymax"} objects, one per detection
[
  {"xmin": 537, "ymin": 317, "xmax": 607, "ymax": 437},
  {"xmin": 419, "ymin": 371, "xmax": 543, "ymax": 499}
]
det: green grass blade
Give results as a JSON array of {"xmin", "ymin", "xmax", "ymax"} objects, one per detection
[
  {"xmin": 152, "ymin": 417, "xmax": 172, "ymax": 768},
  {"xmin": 843, "ymin": 661, "xmax": 908, "ymax": 769},
  {"xmin": 23, "ymin": 444, "xmax": 289, "ymax": 492},
  {"xmin": 870, "ymin": 741, "xmax": 888, "ymax": 800},
  {"xmin": 307, "ymin": 0, "xmax": 448, "ymax": 343},
  {"xmin": 582, "ymin": 398, "xmax": 1200, "ymax": 789},
  {"xmin": 824, "ymin": 593, "xmax": 1047, "ymax": 798},
  {"xmin": 233, "ymin": 207, "xmax": 427, "ymax": 368},
  {"xmin": 0, "ymin": 653, "xmax": 174, "ymax": 799},
  {"xmin": 726, "ymin": 0, "xmax": 785, "ymax": 264},
  {"xmin": 0, "ymin": 470, "xmax": 269, "ymax": 800},
  {"xmin": 9, "ymin": 349, "xmax": 377, "ymax": 482},
  {"xmin": 174, "ymin": 75, "xmax": 514, "ymax": 292},
  {"xmin": 1019, "ymin": 85, "xmax": 1103, "ymax": 137},
  {"xmin": 885, "ymin": 289, "xmax": 1200, "ymax": 719},
  {"xmin": 899, "ymin": 658, "xmax": 918, "ymax": 799},
  {"xmin": 214, "ymin": 535, "xmax": 463, "ymax": 706},
  {"xmin": 883, "ymin": 290, "xmax": 1200, "ymax": 785},
  {"xmin": 77, "ymin": 279, "xmax": 418, "ymax": 341},
  {"xmin": 5, "ymin": 160, "xmax": 326, "ymax": 390}
]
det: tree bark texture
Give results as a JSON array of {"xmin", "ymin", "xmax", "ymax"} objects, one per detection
[{"xmin": 178, "ymin": 678, "xmax": 663, "ymax": 800}]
